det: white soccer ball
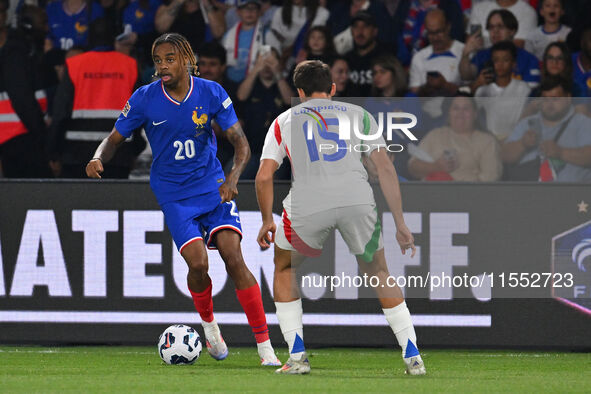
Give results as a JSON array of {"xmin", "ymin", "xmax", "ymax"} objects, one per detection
[{"xmin": 157, "ymin": 324, "xmax": 202, "ymax": 365}]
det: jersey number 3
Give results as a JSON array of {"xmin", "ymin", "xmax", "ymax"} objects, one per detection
[{"xmin": 174, "ymin": 140, "xmax": 196, "ymax": 160}]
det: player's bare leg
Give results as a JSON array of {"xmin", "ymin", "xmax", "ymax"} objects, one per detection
[
  {"xmin": 273, "ymin": 246, "xmax": 310, "ymax": 374},
  {"xmin": 356, "ymin": 249, "xmax": 426, "ymax": 375},
  {"xmin": 215, "ymin": 230, "xmax": 281, "ymax": 366},
  {"xmin": 181, "ymin": 240, "xmax": 228, "ymax": 360}
]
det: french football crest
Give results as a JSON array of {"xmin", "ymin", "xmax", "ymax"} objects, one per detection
[
  {"xmin": 192, "ymin": 107, "xmax": 208, "ymax": 129},
  {"xmin": 552, "ymin": 220, "xmax": 591, "ymax": 315}
]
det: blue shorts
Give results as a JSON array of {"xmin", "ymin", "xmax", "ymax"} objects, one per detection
[{"xmin": 161, "ymin": 191, "xmax": 242, "ymax": 253}]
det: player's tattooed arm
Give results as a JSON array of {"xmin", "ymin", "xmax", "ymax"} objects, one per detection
[{"xmin": 220, "ymin": 121, "xmax": 251, "ymax": 202}]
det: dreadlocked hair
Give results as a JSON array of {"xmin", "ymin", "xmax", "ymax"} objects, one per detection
[{"xmin": 151, "ymin": 33, "xmax": 199, "ymax": 77}]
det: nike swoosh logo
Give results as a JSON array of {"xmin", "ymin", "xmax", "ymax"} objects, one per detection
[{"xmin": 152, "ymin": 120, "xmax": 167, "ymax": 126}]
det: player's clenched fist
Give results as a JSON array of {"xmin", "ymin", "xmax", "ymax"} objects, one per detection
[
  {"xmin": 257, "ymin": 222, "xmax": 276, "ymax": 250},
  {"xmin": 86, "ymin": 158, "xmax": 104, "ymax": 179},
  {"xmin": 219, "ymin": 181, "xmax": 238, "ymax": 203}
]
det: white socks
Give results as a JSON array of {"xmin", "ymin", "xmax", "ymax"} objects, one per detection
[
  {"xmin": 383, "ymin": 301, "xmax": 420, "ymax": 358},
  {"xmin": 275, "ymin": 299, "xmax": 305, "ymax": 361},
  {"xmin": 257, "ymin": 339, "xmax": 277, "ymax": 360},
  {"xmin": 275, "ymin": 299, "xmax": 419, "ymax": 361},
  {"xmin": 201, "ymin": 319, "xmax": 221, "ymax": 342}
]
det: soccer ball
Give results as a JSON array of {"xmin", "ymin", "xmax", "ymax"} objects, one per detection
[{"xmin": 157, "ymin": 324, "xmax": 202, "ymax": 365}]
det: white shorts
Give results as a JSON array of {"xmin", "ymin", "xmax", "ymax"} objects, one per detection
[{"xmin": 275, "ymin": 204, "xmax": 383, "ymax": 262}]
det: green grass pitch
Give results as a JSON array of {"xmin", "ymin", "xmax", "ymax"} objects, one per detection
[{"xmin": 1, "ymin": 346, "xmax": 590, "ymax": 393}]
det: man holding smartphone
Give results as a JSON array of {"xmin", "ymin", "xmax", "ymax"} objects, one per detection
[
  {"xmin": 222, "ymin": 0, "xmax": 265, "ymax": 84},
  {"xmin": 409, "ymin": 9, "xmax": 464, "ymax": 97}
]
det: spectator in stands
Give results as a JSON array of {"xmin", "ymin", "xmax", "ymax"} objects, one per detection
[
  {"xmin": 328, "ymin": 0, "xmax": 394, "ymax": 55},
  {"xmin": 394, "ymin": 0, "xmax": 464, "ymax": 56},
  {"xmin": 47, "ymin": 18, "xmax": 145, "ymax": 178},
  {"xmin": 542, "ymin": 42, "xmax": 573, "ymax": 82},
  {"xmin": 408, "ymin": 95, "xmax": 502, "ymax": 181},
  {"xmin": 409, "ymin": 9, "xmax": 464, "ymax": 97},
  {"xmin": 155, "ymin": 0, "xmax": 225, "ymax": 50},
  {"xmin": 235, "ymin": 49, "xmax": 292, "ymax": 179},
  {"xmin": 199, "ymin": 41, "xmax": 238, "ymax": 98},
  {"xmin": 0, "ymin": 0, "xmax": 52, "ymax": 178},
  {"xmin": 123, "ymin": 0, "xmax": 161, "ymax": 36},
  {"xmin": 528, "ymin": 42, "xmax": 573, "ymax": 97},
  {"xmin": 525, "ymin": 0, "xmax": 571, "ymax": 61},
  {"xmin": 122, "ymin": 0, "xmax": 162, "ymax": 68},
  {"xmin": 371, "ymin": 55, "xmax": 412, "ymax": 98},
  {"xmin": 344, "ymin": 11, "xmax": 389, "ymax": 97},
  {"xmin": 367, "ymin": 55, "xmax": 422, "ymax": 180},
  {"xmin": 45, "ymin": 0, "xmax": 105, "ymax": 51},
  {"xmin": 474, "ymin": 41, "xmax": 531, "ymax": 141},
  {"xmin": 225, "ymin": 0, "xmax": 278, "ymax": 32},
  {"xmin": 520, "ymin": 41, "xmax": 573, "ymax": 118},
  {"xmin": 266, "ymin": 0, "xmax": 329, "ymax": 60},
  {"xmin": 502, "ymin": 76, "xmax": 591, "ymax": 182},
  {"xmin": 197, "ymin": 41, "xmax": 238, "ymax": 170},
  {"xmin": 222, "ymin": 0, "xmax": 264, "ymax": 84},
  {"xmin": 468, "ymin": 0, "xmax": 537, "ymax": 48},
  {"xmin": 460, "ymin": 9, "xmax": 540, "ymax": 91},
  {"xmin": 562, "ymin": 0, "xmax": 591, "ymax": 52},
  {"xmin": 295, "ymin": 25, "xmax": 336, "ymax": 64},
  {"xmin": 17, "ymin": 4, "xmax": 62, "ymax": 117},
  {"xmin": 329, "ymin": 56, "xmax": 351, "ymax": 97},
  {"xmin": 572, "ymin": 26, "xmax": 591, "ymax": 98}
]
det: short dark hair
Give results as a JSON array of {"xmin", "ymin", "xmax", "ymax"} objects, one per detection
[
  {"xmin": 88, "ymin": 18, "xmax": 116, "ymax": 49},
  {"xmin": 490, "ymin": 40, "xmax": 517, "ymax": 60},
  {"xmin": 486, "ymin": 9, "xmax": 518, "ymax": 33},
  {"xmin": 198, "ymin": 41, "xmax": 226, "ymax": 65},
  {"xmin": 540, "ymin": 75, "xmax": 572, "ymax": 95},
  {"xmin": 293, "ymin": 60, "xmax": 332, "ymax": 96}
]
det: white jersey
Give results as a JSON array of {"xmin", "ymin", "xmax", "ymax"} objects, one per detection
[{"xmin": 261, "ymin": 98, "xmax": 386, "ymax": 217}]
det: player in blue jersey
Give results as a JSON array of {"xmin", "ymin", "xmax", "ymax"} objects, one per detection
[
  {"xmin": 86, "ymin": 33, "xmax": 281, "ymax": 366},
  {"xmin": 46, "ymin": 0, "xmax": 104, "ymax": 51}
]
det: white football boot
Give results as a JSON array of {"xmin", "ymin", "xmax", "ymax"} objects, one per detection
[
  {"xmin": 404, "ymin": 354, "xmax": 426, "ymax": 375},
  {"xmin": 275, "ymin": 353, "xmax": 310, "ymax": 374}
]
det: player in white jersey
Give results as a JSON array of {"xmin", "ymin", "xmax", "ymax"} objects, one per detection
[{"xmin": 255, "ymin": 60, "xmax": 426, "ymax": 375}]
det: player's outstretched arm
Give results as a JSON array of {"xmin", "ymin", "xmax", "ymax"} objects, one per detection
[
  {"xmin": 255, "ymin": 159, "xmax": 279, "ymax": 249},
  {"xmin": 85, "ymin": 128, "xmax": 127, "ymax": 179},
  {"xmin": 369, "ymin": 149, "xmax": 416, "ymax": 257},
  {"xmin": 220, "ymin": 122, "xmax": 251, "ymax": 202}
]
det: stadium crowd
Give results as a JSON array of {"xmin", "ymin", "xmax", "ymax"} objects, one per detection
[{"xmin": 0, "ymin": 0, "xmax": 590, "ymax": 181}]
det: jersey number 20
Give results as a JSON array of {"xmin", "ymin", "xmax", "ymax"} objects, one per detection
[{"xmin": 174, "ymin": 140, "xmax": 196, "ymax": 160}]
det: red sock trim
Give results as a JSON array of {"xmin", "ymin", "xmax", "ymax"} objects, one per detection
[
  {"xmin": 189, "ymin": 282, "xmax": 214, "ymax": 323},
  {"xmin": 236, "ymin": 283, "xmax": 269, "ymax": 343}
]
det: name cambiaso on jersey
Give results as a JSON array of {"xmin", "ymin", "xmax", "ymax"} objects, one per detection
[
  {"xmin": 261, "ymin": 98, "xmax": 386, "ymax": 217},
  {"xmin": 115, "ymin": 76, "xmax": 238, "ymax": 204}
]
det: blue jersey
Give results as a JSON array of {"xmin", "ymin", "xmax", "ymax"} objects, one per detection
[
  {"xmin": 115, "ymin": 77, "xmax": 239, "ymax": 204},
  {"xmin": 472, "ymin": 47, "xmax": 540, "ymax": 87},
  {"xmin": 573, "ymin": 53, "xmax": 591, "ymax": 97},
  {"xmin": 46, "ymin": 1, "xmax": 104, "ymax": 50},
  {"xmin": 122, "ymin": 0, "xmax": 161, "ymax": 35}
]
